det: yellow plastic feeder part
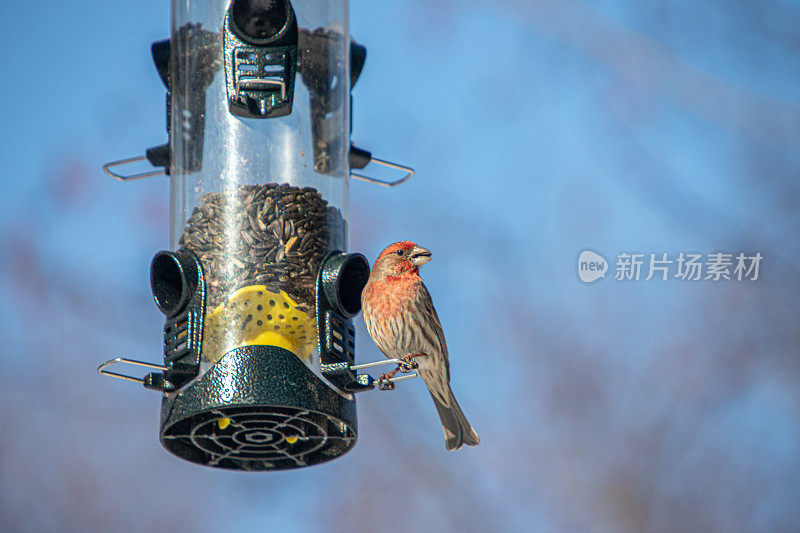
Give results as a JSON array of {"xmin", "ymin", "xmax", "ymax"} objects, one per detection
[{"xmin": 203, "ymin": 285, "xmax": 316, "ymax": 364}]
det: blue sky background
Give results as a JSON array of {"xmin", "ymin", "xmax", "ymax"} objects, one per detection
[{"xmin": 1, "ymin": 1, "xmax": 799, "ymax": 531}]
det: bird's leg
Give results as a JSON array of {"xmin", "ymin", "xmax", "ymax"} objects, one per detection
[
  {"xmin": 379, "ymin": 354, "xmax": 428, "ymax": 389},
  {"xmin": 399, "ymin": 353, "xmax": 426, "ymax": 372},
  {"xmin": 377, "ymin": 367, "xmax": 400, "ymax": 390}
]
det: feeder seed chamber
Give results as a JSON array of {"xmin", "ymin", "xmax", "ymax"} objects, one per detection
[{"xmin": 99, "ymin": 0, "xmax": 415, "ymax": 471}]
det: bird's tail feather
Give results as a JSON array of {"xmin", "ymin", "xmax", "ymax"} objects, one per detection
[{"xmin": 430, "ymin": 386, "xmax": 480, "ymax": 451}]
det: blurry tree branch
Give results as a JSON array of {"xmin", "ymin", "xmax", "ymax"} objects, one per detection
[{"xmin": 495, "ymin": 0, "xmax": 800, "ymax": 150}]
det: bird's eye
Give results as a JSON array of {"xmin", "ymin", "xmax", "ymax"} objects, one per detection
[{"xmin": 396, "ymin": 249, "xmax": 404, "ymax": 256}]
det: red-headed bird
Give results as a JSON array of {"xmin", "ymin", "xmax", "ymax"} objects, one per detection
[{"xmin": 360, "ymin": 241, "xmax": 480, "ymax": 451}]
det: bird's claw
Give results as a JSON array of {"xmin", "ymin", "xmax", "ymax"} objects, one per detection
[
  {"xmin": 399, "ymin": 353, "xmax": 424, "ymax": 372},
  {"xmin": 377, "ymin": 373, "xmax": 396, "ymax": 390}
]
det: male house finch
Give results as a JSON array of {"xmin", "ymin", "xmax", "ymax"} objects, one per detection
[{"xmin": 361, "ymin": 241, "xmax": 480, "ymax": 451}]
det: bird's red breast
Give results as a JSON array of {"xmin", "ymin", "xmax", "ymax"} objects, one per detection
[{"xmin": 362, "ymin": 268, "xmax": 420, "ymax": 318}]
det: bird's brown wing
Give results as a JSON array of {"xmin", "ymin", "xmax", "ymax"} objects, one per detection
[{"xmin": 414, "ymin": 280, "xmax": 450, "ymax": 381}]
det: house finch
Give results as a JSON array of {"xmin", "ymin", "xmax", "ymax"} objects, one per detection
[{"xmin": 361, "ymin": 241, "xmax": 480, "ymax": 451}]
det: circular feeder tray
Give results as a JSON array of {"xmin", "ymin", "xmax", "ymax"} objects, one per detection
[
  {"xmin": 159, "ymin": 344, "xmax": 357, "ymax": 470},
  {"xmin": 162, "ymin": 405, "xmax": 355, "ymax": 470}
]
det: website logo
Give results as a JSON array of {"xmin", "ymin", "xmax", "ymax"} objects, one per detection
[{"xmin": 578, "ymin": 250, "xmax": 608, "ymax": 283}]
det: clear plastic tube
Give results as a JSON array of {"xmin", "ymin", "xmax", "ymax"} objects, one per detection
[{"xmin": 168, "ymin": 0, "xmax": 350, "ymax": 374}]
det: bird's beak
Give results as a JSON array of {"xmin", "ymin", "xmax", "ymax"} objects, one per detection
[{"xmin": 409, "ymin": 245, "xmax": 433, "ymax": 266}]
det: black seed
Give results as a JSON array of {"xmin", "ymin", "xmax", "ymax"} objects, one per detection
[{"xmin": 179, "ymin": 182, "xmax": 340, "ymax": 314}]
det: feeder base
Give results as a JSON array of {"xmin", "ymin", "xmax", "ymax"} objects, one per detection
[{"xmin": 159, "ymin": 345, "xmax": 357, "ymax": 470}]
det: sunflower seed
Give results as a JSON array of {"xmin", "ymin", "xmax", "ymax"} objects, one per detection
[{"xmin": 179, "ymin": 182, "xmax": 342, "ymax": 311}]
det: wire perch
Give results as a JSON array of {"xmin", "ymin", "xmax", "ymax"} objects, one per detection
[
  {"xmin": 102, "ymin": 155, "xmax": 165, "ymax": 181},
  {"xmin": 350, "ymin": 157, "xmax": 415, "ymax": 188},
  {"xmin": 350, "ymin": 353, "xmax": 429, "ymax": 391},
  {"xmin": 97, "ymin": 357, "xmax": 167, "ymax": 384}
]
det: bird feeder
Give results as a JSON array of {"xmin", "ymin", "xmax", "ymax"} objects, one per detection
[{"xmin": 99, "ymin": 0, "xmax": 415, "ymax": 471}]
